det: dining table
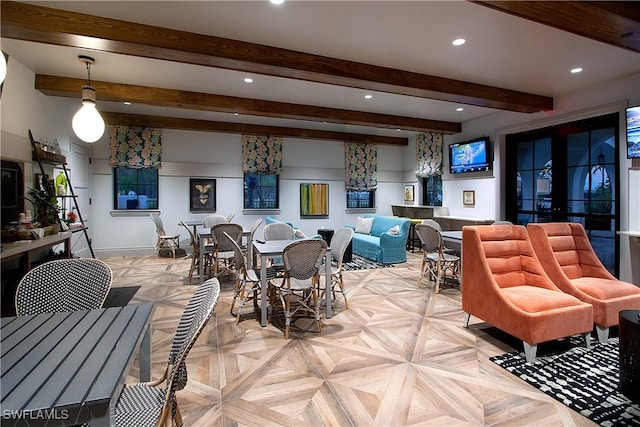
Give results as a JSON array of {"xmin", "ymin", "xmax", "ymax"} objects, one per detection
[
  {"xmin": 0, "ymin": 304, "xmax": 154, "ymax": 427},
  {"xmin": 253, "ymin": 239, "xmax": 332, "ymax": 327}
]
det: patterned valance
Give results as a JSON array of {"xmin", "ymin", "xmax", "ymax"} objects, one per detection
[
  {"xmin": 242, "ymin": 134, "xmax": 283, "ymax": 175},
  {"xmin": 415, "ymin": 133, "xmax": 443, "ymax": 177},
  {"xmin": 345, "ymin": 142, "xmax": 377, "ymax": 191},
  {"xmin": 109, "ymin": 125, "xmax": 162, "ymax": 169}
]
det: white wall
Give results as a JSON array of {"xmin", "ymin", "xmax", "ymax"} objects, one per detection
[{"xmin": 2, "ymin": 55, "xmax": 638, "ymax": 281}]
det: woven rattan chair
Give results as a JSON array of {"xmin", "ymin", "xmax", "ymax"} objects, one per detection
[
  {"xmin": 15, "ymin": 258, "xmax": 112, "ymax": 316},
  {"xmin": 415, "ymin": 223, "xmax": 460, "ymax": 293},
  {"xmin": 201, "ymin": 214, "xmax": 227, "ymax": 229},
  {"xmin": 114, "ymin": 278, "xmax": 220, "ymax": 427},
  {"xmin": 268, "ymin": 239, "xmax": 327, "ymax": 338},
  {"xmin": 150, "ymin": 213, "xmax": 180, "ymax": 258},
  {"xmin": 319, "ymin": 227, "xmax": 354, "ymax": 309},
  {"xmin": 209, "ymin": 223, "xmax": 243, "ymax": 277},
  {"xmin": 225, "ymin": 231, "xmax": 278, "ymax": 323}
]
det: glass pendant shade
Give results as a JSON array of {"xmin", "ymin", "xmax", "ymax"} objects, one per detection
[{"xmin": 72, "ymin": 86, "xmax": 105, "ymax": 143}]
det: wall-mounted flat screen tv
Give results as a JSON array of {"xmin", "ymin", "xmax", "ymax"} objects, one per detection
[
  {"xmin": 626, "ymin": 105, "xmax": 640, "ymax": 159},
  {"xmin": 449, "ymin": 137, "xmax": 491, "ymax": 174}
]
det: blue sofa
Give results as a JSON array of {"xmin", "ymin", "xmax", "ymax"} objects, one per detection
[{"xmin": 347, "ymin": 215, "xmax": 410, "ymax": 264}]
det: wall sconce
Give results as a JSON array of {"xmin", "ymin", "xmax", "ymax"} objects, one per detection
[{"xmin": 72, "ymin": 55, "xmax": 105, "ymax": 143}]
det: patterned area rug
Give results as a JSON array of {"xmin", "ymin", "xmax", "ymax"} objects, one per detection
[
  {"xmin": 102, "ymin": 285, "xmax": 140, "ymax": 307},
  {"xmin": 490, "ymin": 338, "xmax": 640, "ymax": 426},
  {"xmin": 339, "ymin": 254, "xmax": 394, "ymax": 271}
]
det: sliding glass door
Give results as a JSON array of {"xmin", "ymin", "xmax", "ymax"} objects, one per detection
[{"xmin": 505, "ymin": 113, "xmax": 620, "ymax": 274}]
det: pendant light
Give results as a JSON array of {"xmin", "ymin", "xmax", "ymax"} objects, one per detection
[
  {"xmin": 72, "ymin": 55, "xmax": 105, "ymax": 143},
  {"xmin": 0, "ymin": 51, "xmax": 7, "ymax": 85}
]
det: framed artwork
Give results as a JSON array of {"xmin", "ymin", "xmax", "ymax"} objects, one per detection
[
  {"xmin": 300, "ymin": 183, "xmax": 329, "ymax": 217},
  {"xmin": 190, "ymin": 178, "xmax": 216, "ymax": 212},
  {"xmin": 404, "ymin": 185, "xmax": 415, "ymax": 202},
  {"xmin": 463, "ymin": 190, "xmax": 475, "ymax": 206}
]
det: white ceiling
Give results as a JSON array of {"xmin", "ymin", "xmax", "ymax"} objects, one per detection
[{"xmin": 2, "ymin": 1, "xmax": 639, "ymax": 140}]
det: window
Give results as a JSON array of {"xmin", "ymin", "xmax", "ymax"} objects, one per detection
[
  {"xmin": 346, "ymin": 190, "xmax": 375, "ymax": 209},
  {"xmin": 244, "ymin": 173, "xmax": 279, "ymax": 209},
  {"xmin": 422, "ymin": 175, "xmax": 442, "ymax": 206},
  {"xmin": 113, "ymin": 168, "xmax": 158, "ymax": 210}
]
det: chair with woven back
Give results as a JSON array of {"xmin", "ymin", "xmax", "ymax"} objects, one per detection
[
  {"xmin": 15, "ymin": 258, "xmax": 113, "ymax": 316},
  {"xmin": 319, "ymin": 227, "xmax": 354, "ymax": 309},
  {"xmin": 224, "ymin": 231, "xmax": 278, "ymax": 323},
  {"xmin": 268, "ymin": 239, "xmax": 327, "ymax": 339},
  {"xmin": 114, "ymin": 277, "xmax": 220, "ymax": 427},
  {"xmin": 415, "ymin": 223, "xmax": 461, "ymax": 293},
  {"xmin": 150, "ymin": 213, "xmax": 180, "ymax": 259},
  {"xmin": 209, "ymin": 223, "xmax": 243, "ymax": 278}
]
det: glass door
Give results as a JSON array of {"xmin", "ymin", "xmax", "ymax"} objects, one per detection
[{"xmin": 505, "ymin": 113, "xmax": 619, "ymax": 274}]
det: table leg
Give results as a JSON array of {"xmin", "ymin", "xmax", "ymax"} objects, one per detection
[
  {"xmin": 260, "ymin": 255, "xmax": 268, "ymax": 327},
  {"xmin": 325, "ymin": 249, "xmax": 332, "ymax": 319},
  {"xmin": 199, "ymin": 242, "xmax": 204, "ymax": 285},
  {"xmin": 139, "ymin": 323, "xmax": 152, "ymax": 382}
]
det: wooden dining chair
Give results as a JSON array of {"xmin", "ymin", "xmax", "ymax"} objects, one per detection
[
  {"xmin": 415, "ymin": 223, "xmax": 460, "ymax": 293},
  {"xmin": 224, "ymin": 231, "xmax": 278, "ymax": 323},
  {"xmin": 114, "ymin": 278, "xmax": 220, "ymax": 427},
  {"xmin": 150, "ymin": 213, "xmax": 180, "ymax": 259},
  {"xmin": 15, "ymin": 258, "xmax": 112, "ymax": 316},
  {"xmin": 318, "ymin": 227, "xmax": 354, "ymax": 309},
  {"xmin": 268, "ymin": 239, "xmax": 327, "ymax": 338}
]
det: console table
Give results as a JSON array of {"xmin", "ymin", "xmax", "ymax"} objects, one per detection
[{"xmin": 1, "ymin": 231, "xmax": 71, "ymax": 273}]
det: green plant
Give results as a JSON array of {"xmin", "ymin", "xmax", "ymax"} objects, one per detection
[{"xmin": 26, "ymin": 187, "xmax": 60, "ymax": 226}]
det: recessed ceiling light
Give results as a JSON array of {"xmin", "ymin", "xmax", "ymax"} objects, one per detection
[
  {"xmin": 571, "ymin": 67, "xmax": 583, "ymax": 74},
  {"xmin": 396, "ymin": 128, "xmax": 402, "ymax": 132},
  {"xmin": 123, "ymin": 101, "xmax": 131, "ymax": 105},
  {"xmin": 364, "ymin": 94, "xmax": 373, "ymax": 99},
  {"xmin": 270, "ymin": 0, "xmax": 285, "ymax": 5},
  {"xmin": 234, "ymin": 112, "xmax": 239, "ymax": 116},
  {"xmin": 244, "ymin": 77, "xmax": 253, "ymax": 83},
  {"xmin": 452, "ymin": 38, "xmax": 466, "ymax": 46},
  {"xmin": 456, "ymin": 107, "xmax": 464, "ymax": 112}
]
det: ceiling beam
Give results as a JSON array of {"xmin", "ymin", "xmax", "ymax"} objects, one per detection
[
  {"xmin": 474, "ymin": 1, "xmax": 640, "ymax": 54},
  {"xmin": 101, "ymin": 112, "xmax": 409, "ymax": 146},
  {"xmin": 36, "ymin": 75, "xmax": 461, "ymax": 134},
  {"xmin": 1, "ymin": 1, "xmax": 553, "ymax": 113}
]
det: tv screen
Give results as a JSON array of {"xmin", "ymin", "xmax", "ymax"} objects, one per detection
[
  {"xmin": 626, "ymin": 105, "xmax": 640, "ymax": 159},
  {"xmin": 449, "ymin": 137, "xmax": 491, "ymax": 174}
]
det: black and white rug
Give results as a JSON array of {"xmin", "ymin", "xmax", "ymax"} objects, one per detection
[
  {"xmin": 339, "ymin": 254, "xmax": 395, "ymax": 271},
  {"xmin": 490, "ymin": 337, "xmax": 640, "ymax": 426}
]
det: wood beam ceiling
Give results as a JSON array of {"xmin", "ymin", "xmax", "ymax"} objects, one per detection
[
  {"xmin": 1, "ymin": 0, "xmax": 552, "ymax": 115},
  {"xmin": 474, "ymin": 1, "xmax": 640, "ymax": 54},
  {"xmin": 34, "ymin": 75, "xmax": 461, "ymax": 135},
  {"xmin": 101, "ymin": 112, "xmax": 409, "ymax": 146}
]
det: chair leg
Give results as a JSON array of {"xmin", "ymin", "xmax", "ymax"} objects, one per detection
[
  {"xmin": 523, "ymin": 342, "xmax": 537, "ymax": 364},
  {"xmin": 583, "ymin": 332, "xmax": 592, "ymax": 349},
  {"xmin": 173, "ymin": 400, "xmax": 184, "ymax": 427},
  {"xmin": 463, "ymin": 312, "xmax": 471, "ymax": 328},
  {"xmin": 284, "ymin": 291, "xmax": 291, "ymax": 339},
  {"xmin": 337, "ymin": 274, "xmax": 348, "ymax": 309},
  {"xmin": 596, "ymin": 325, "xmax": 609, "ymax": 343}
]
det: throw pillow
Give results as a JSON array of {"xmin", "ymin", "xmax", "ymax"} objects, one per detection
[
  {"xmin": 355, "ymin": 217, "xmax": 374, "ymax": 235},
  {"xmin": 294, "ymin": 229, "xmax": 307, "ymax": 239},
  {"xmin": 387, "ymin": 225, "xmax": 401, "ymax": 235}
]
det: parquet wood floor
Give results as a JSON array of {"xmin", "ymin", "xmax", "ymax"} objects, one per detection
[{"xmin": 105, "ymin": 252, "xmax": 596, "ymax": 426}]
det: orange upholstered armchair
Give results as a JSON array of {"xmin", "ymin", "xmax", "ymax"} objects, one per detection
[
  {"xmin": 462, "ymin": 224, "xmax": 593, "ymax": 363},
  {"xmin": 528, "ymin": 222, "xmax": 640, "ymax": 343}
]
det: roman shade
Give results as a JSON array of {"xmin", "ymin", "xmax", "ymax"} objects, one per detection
[
  {"xmin": 109, "ymin": 125, "xmax": 162, "ymax": 169},
  {"xmin": 345, "ymin": 142, "xmax": 377, "ymax": 191},
  {"xmin": 242, "ymin": 134, "xmax": 282, "ymax": 174},
  {"xmin": 415, "ymin": 132, "xmax": 443, "ymax": 177}
]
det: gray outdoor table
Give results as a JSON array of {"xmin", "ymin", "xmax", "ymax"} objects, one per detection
[
  {"xmin": 0, "ymin": 304, "xmax": 154, "ymax": 427},
  {"xmin": 254, "ymin": 239, "xmax": 332, "ymax": 327}
]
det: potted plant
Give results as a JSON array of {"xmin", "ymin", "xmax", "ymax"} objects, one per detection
[{"xmin": 26, "ymin": 187, "xmax": 61, "ymax": 230}]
